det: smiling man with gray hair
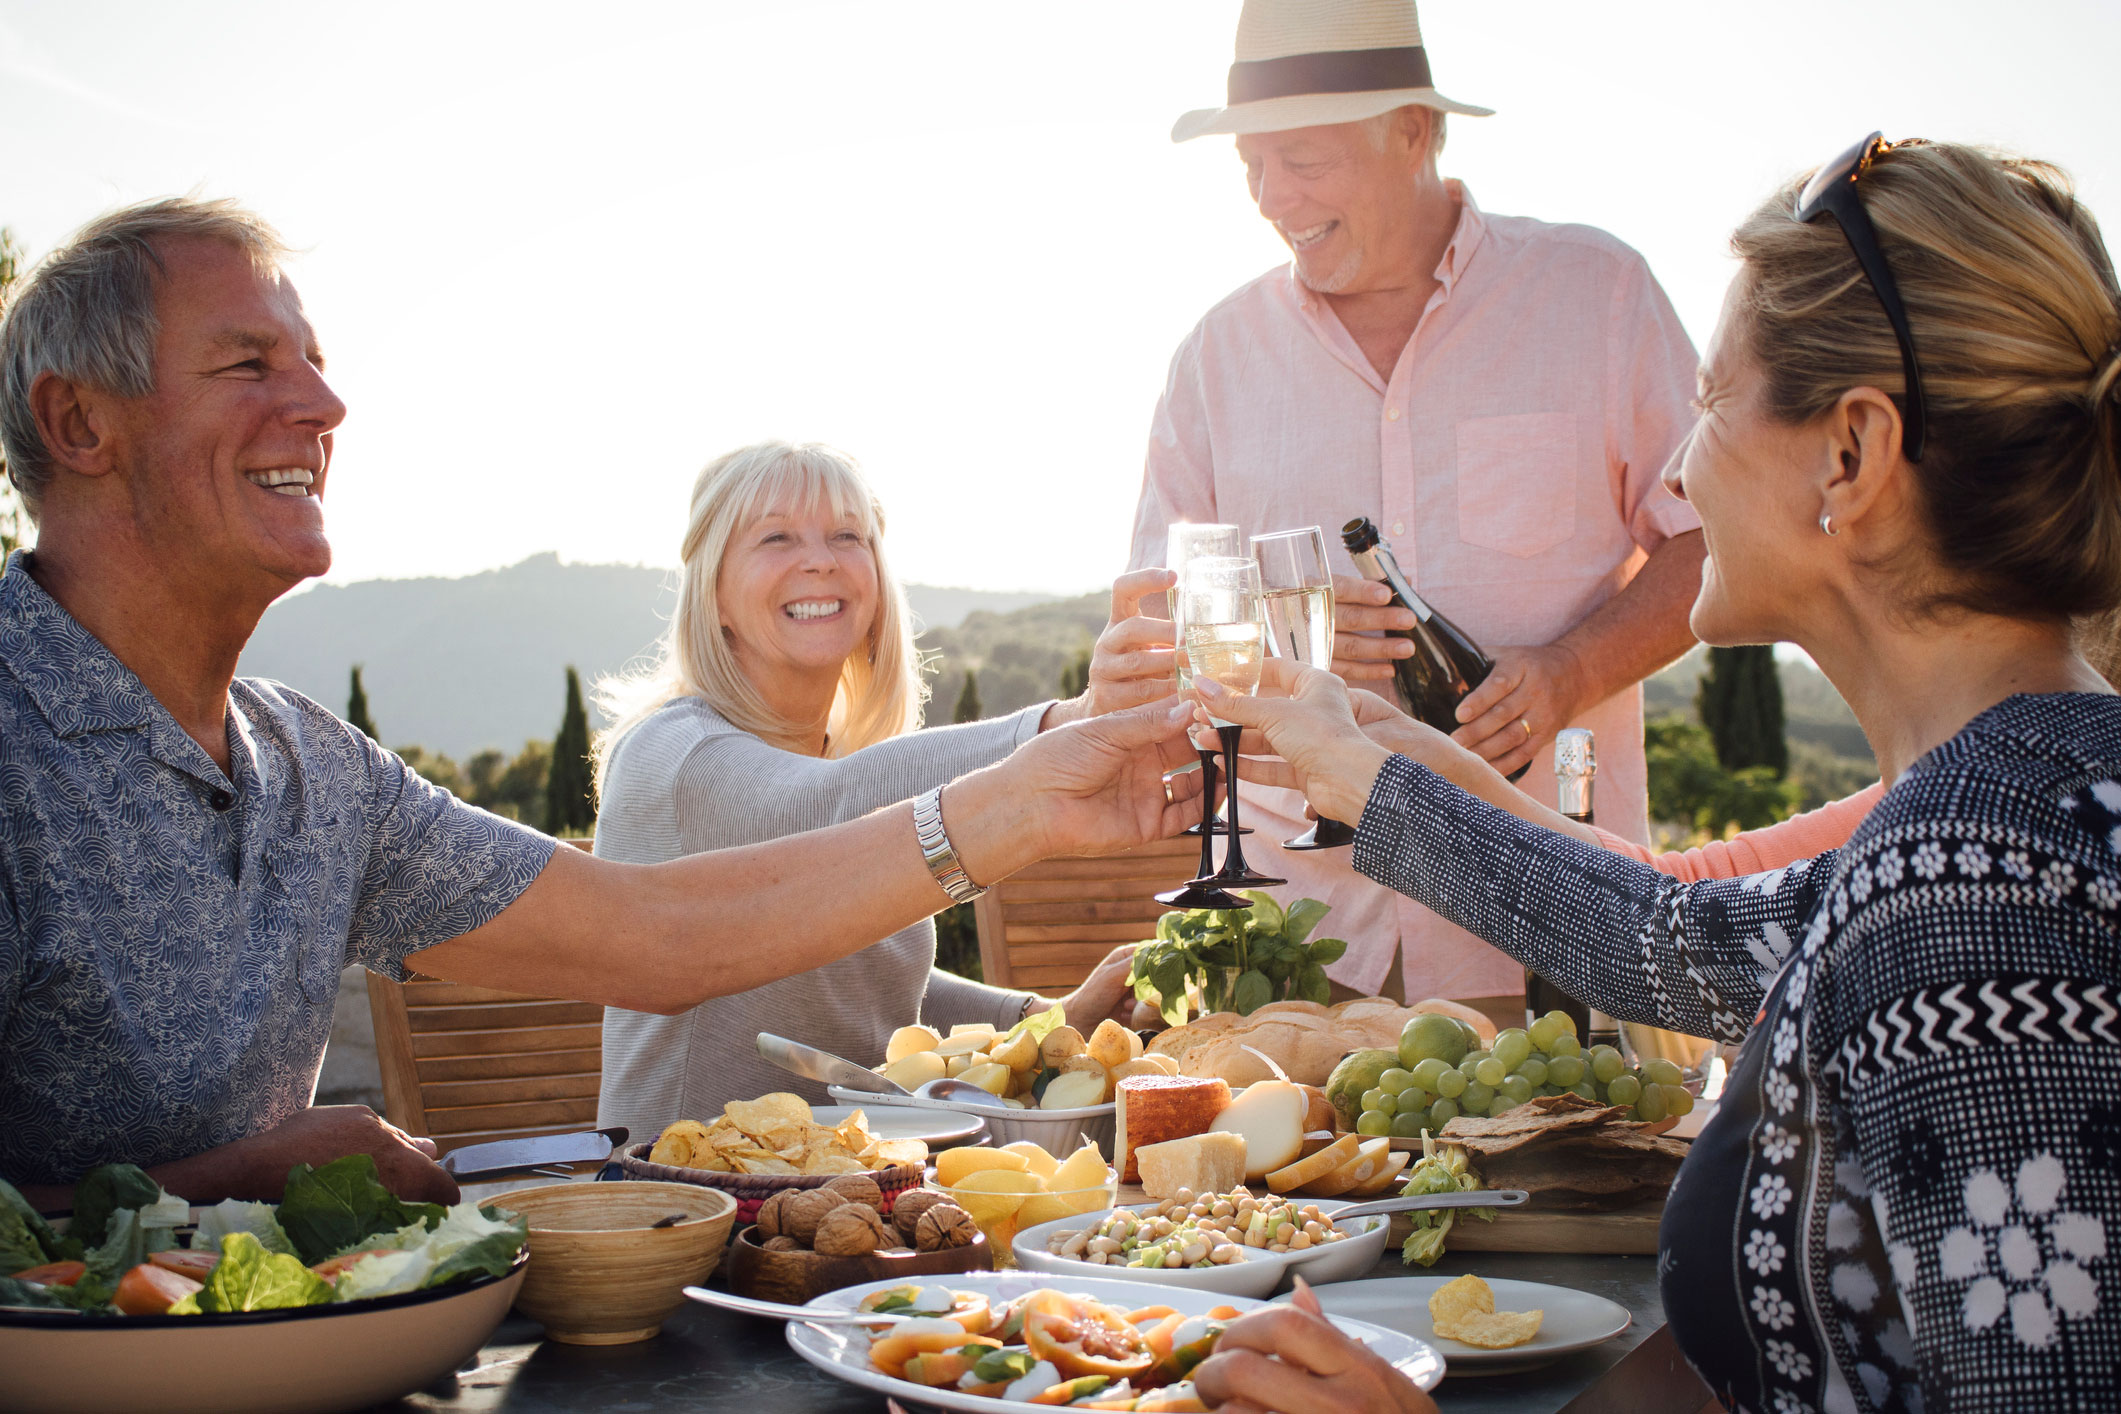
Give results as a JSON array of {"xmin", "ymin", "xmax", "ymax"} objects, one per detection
[
  {"xmin": 1127, "ymin": 0, "xmax": 1707, "ymax": 1016},
  {"xmin": 0, "ymin": 197, "xmax": 1205, "ymax": 1213}
]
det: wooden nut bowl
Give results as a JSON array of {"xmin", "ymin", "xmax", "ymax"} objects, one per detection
[
  {"xmin": 723, "ymin": 1223, "xmax": 993, "ymax": 1305},
  {"xmin": 501, "ymin": 1181, "xmax": 738, "ymax": 1345}
]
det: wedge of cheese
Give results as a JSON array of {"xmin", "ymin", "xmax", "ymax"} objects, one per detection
[
  {"xmin": 1135, "ymin": 1132, "xmax": 1247, "ymax": 1201},
  {"xmin": 1114, "ymin": 1075, "xmax": 1232, "ymax": 1184}
]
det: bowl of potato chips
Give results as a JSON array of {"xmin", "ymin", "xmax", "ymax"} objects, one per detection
[{"xmin": 616, "ymin": 1094, "xmax": 929, "ymax": 1222}]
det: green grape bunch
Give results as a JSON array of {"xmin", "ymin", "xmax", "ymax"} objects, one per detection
[{"xmin": 1363, "ymin": 1009, "xmax": 1695, "ymax": 1136}]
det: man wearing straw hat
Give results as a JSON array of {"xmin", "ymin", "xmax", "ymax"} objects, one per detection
[{"xmin": 1128, "ymin": 0, "xmax": 1705, "ymax": 1016}]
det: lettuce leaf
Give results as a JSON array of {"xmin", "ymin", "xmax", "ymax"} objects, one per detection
[
  {"xmin": 79, "ymin": 1207, "xmax": 175, "ymax": 1297},
  {"xmin": 168, "ymin": 1232, "xmax": 332, "ymax": 1314},
  {"xmin": 0, "ymin": 1176, "xmax": 72, "ymax": 1272},
  {"xmin": 0, "ymin": 1274, "xmax": 110, "ymax": 1313},
  {"xmin": 194, "ymin": 1199, "xmax": 296, "ymax": 1256},
  {"xmin": 276, "ymin": 1155, "xmax": 446, "ymax": 1265},
  {"xmin": 329, "ymin": 1247, "xmax": 436, "ymax": 1302},
  {"xmin": 69, "ymin": 1165, "xmax": 163, "ymax": 1250}
]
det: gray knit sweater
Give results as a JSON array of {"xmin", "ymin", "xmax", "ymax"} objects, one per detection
[{"xmin": 595, "ymin": 695, "xmax": 1047, "ymax": 1135}]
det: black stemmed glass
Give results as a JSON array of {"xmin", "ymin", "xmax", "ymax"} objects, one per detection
[
  {"xmin": 1166, "ymin": 522, "xmax": 1251, "ymax": 840},
  {"xmin": 1176, "ymin": 556, "xmax": 1284, "ymax": 893},
  {"xmin": 1252, "ymin": 525, "xmax": 1355, "ymax": 850}
]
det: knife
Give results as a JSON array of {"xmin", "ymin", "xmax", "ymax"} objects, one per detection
[
  {"xmin": 438, "ymin": 1126, "xmax": 629, "ymax": 1181},
  {"xmin": 756, "ymin": 1033, "xmax": 910, "ymax": 1097}
]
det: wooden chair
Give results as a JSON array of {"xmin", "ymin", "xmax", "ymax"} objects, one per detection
[
  {"xmin": 972, "ymin": 836, "xmax": 1202, "ymax": 995},
  {"xmin": 366, "ymin": 838, "xmax": 604, "ymax": 1157}
]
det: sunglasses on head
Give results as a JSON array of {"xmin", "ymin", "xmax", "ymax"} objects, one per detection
[{"xmin": 1794, "ymin": 132, "xmax": 1929, "ymax": 463}]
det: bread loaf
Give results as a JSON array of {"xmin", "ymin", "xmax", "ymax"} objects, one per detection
[
  {"xmin": 1114, "ymin": 1075, "xmax": 1231, "ymax": 1183},
  {"xmin": 1135, "ymin": 1132, "xmax": 1247, "ymax": 1200},
  {"xmin": 1141, "ymin": 994, "xmax": 1495, "ymax": 1087}
]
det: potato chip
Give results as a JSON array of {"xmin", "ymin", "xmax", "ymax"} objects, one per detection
[
  {"xmin": 1433, "ymin": 1310, "xmax": 1544, "ymax": 1348},
  {"xmin": 726, "ymin": 1094, "xmax": 812, "ymax": 1132},
  {"xmin": 800, "ymin": 1153, "xmax": 868, "ymax": 1176},
  {"xmin": 866, "ymin": 1138, "xmax": 928, "ymax": 1169},
  {"xmin": 732, "ymin": 1154, "xmax": 802, "ymax": 1175},
  {"xmin": 1427, "ymin": 1274, "xmax": 1541, "ymax": 1349},
  {"xmin": 649, "ymin": 1120, "xmax": 711, "ymax": 1167}
]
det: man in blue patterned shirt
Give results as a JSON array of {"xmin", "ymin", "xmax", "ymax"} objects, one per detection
[{"xmin": 0, "ymin": 199, "xmax": 1207, "ymax": 1213}]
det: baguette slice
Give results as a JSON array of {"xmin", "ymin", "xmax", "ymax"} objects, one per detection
[
  {"xmin": 1115, "ymin": 1075, "xmax": 1233, "ymax": 1183},
  {"xmin": 1135, "ymin": 1132, "xmax": 1247, "ymax": 1201}
]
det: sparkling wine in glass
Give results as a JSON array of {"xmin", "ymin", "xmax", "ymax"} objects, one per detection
[
  {"xmin": 1165, "ymin": 523, "xmax": 1250, "ymax": 843},
  {"xmin": 1177, "ymin": 556, "xmax": 1284, "ymax": 893},
  {"xmin": 1252, "ymin": 526, "xmax": 1355, "ymax": 850}
]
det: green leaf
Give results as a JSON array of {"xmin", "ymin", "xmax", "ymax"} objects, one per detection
[
  {"xmin": 1282, "ymin": 898, "xmax": 1333, "ymax": 945},
  {"xmin": 0, "ymin": 1275, "xmax": 110, "ymax": 1312},
  {"xmin": 1242, "ymin": 891, "xmax": 1286, "ymax": 932},
  {"xmin": 182, "ymin": 1232, "xmax": 333, "ymax": 1313},
  {"xmin": 414, "ymin": 1203, "xmax": 528, "ymax": 1288},
  {"xmin": 194, "ymin": 1200, "xmax": 296, "ymax": 1257},
  {"xmin": 1151, "ymin": 955, "xmax": 1188, "ymax": 1006},
  {"xmin": 278, "ymin": 1155, "xmax": 446, "ymax": 1266},
  {"xmin": 1001, "ymin": 1002, "xmax": 1068, "ymax": 1050},
  {"xmin": 0, "ymin": 1177, "xmax": 73, "ymax": 1270},
  {"xmin": 1231, "ymin": 969, "xmax": 1273, "ymax": 1016},
  {"xmin": 69, "ymin": 1165, "xmax": 162, "ymax": 1250},
  {"xmin": 1400, "ymin": 1215, "xmax": 1456, "ymax": 1267},
  {"xmin": 1306, "ymin": 935, "xmax": 1349, "ymax": 966},
  {"xmin": 1298, "ymin": 963, "xmax": 1332, "ymax": 1006}
]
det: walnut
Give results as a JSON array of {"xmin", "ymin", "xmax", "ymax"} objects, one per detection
[
  {"xmin": 890, "ymin": 1188, "xmax": 951, "ymax": 1243},
  {"xmin": 822, "ymin": 1174, "xmax": 886, "ymax": 1212},
  {"xmin": 914, "ymin": 1203, "xmax": 978, "ymax": 1252},
  {"xmin": 762, "ymin": 1235, "xmax": 803, "ymax": 1253},
  {"xmin": 754, "ymin": 1190, "xmax": 801, "ymax": 1240},
  {"xmin": 782, "ymin": 1188, "xmax": 854, "ymax": 1246},
  {"xmin": 813, "ymin": 1203, "xmax": 888, "ymax": 1257}
]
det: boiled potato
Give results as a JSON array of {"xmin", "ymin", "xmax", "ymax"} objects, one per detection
[
  {"xmin": 988, "ymin": 1029, "xmax": 1039, "ymax": 1072},
  {"xmin": 934, "ymin": 1033, "xmax": 995, "ymax": 1059},
  {"xmin": 885, "ymin": 1024, "xmax": 942, "ymax": 1063},
  {"xmin": 1039, "ymin": 1025, "xmax": 1088, "ymax": 1067},
  {"xmin": 960, "ymin": 1062, "xmax": 1014, "ymax": 1097},
  {"xmin": 1086, "ymin": 1019, "xmax": 1141, "ymax": 1069},
  {"xmin": 880, "ymin": 1050, "xmax": 947, "ymax": 1091},
  {"xmin": 948, "ymin": 1024, "xmax": 1000, "ymax": 1039},
  {"xmin": 1041, "ymin": 1068, "xmax": 1110, "ymax": 1110}
]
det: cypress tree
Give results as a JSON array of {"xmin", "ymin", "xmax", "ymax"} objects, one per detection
[
  {"xmin": 953, "ymin": 668, "xmax": 983, "ymax": 724},
  {"xmin": 346, "ymin": 665, "xmax": 379, "ymax": 740},
  {"xmin": 544, "ymin": 667, "xmax": 596, "ymax": 835},
  {"xmin": 1696, "ymin": 645, "xmax": 1789, "ymax": 777}
]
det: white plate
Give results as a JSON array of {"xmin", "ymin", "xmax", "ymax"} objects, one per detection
[
  {"xmin": 1010, "ymin": 1199, "xmax": 1391, "ymax": 1299},
  {"xmin": 785, "ymin": 1270, "xmax": 1444, "ymax": 1408},
  {"xmin": 1288, "ymin": 1275, "xmax": 1631, "ymax": 1376},
  {"xmin": 812, "ymin": 1103, "xmax": 986, "ymax": 1149}
]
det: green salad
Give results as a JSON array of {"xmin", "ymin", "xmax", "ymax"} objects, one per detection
[{"xmin": 0, "ymin": 1155, "xmax": 526, "ymax": 1317}]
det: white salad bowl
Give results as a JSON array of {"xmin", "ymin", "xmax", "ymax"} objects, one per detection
[
  {"xmin": 0, "ymin": 1253, "xmax": 528, "ymax": 1414},
  {"xmin": 1009, "ymin": 1197, "xmax": 1391, "ymax": 1300}
]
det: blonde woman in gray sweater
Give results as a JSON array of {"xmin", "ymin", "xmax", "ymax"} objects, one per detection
[{"xmin": 594, "ymin": 441, "xmax": 1174, "ymax": 1132}]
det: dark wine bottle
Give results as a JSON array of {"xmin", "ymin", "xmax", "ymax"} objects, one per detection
[
  {"xmin": 1341, "ymin": 516, "xmax": 1527, "ymax": 782},
  {"xmin": 1525, "ymin": 728, "xmax": 1621, "ymax": 1049}
]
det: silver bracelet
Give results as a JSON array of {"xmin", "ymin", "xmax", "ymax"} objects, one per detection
[{"xmin": 913, "ymin": 786, "xmax": 986, "ymax": 904}]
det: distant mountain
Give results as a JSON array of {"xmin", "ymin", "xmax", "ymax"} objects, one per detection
[{"xmin": 236, "ymin": 555, "xmax": 1069, "ymax": 757}]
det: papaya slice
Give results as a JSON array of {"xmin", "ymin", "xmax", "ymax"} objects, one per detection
[
  {"xmin": 9, "ymin": 1260, "xmax": 85, "ymax": 1287},
  {"xmin": 150, "ymin": 1249, "xmax": 220, "ymax": 1281},
  {"xmin": 1020, "ymin": 1289, "xmax": 1157, "ymax": 1383},
  {"xmin": 113, "ymin": 1263, "xmax": 202, "ymax": 1316}
]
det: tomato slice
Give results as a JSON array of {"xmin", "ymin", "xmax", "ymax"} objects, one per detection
[
  {"xmin": 150, "ymin": 1248, "xmax": 220, "ymax": 1281},
  {"xmin": 1019, "ymin": 1289, "xmax": 1157, "ymax": 1383},
  {"xmin": 113, "ymin": 1263, "xmax": 202, "ymax": 1316},
  {"xmin": 310, "ymin": 1248, "xmax": 400, "ymax": 1281},
  {"xmin": 9, "ymin": 1260, "xmax": 85, "ymax": 1287}
]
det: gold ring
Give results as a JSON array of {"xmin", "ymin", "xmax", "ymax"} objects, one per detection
[{"xmin": 1520, "ymin": 718, "xmax": 1533, "ymax": 738}]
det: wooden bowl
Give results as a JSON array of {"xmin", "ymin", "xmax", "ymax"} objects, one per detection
[
  {"xmin": 499, "ymin": 1181, "xmax": 738, "ymax": 1345},
  {"xmin": 611, "ymin": 1142, "xmax": 923, "ymax": 1224},
  {"xmin": 723, "ymin": 1224, "xmax": 993, "ymax": 1305}
]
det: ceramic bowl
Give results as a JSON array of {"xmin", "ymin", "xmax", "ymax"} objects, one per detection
[
  {"xmin": 501, "ymin": 1180, "xmax": 737, "ymax": 1344},
  {"xmin": 0, "ymin": 1259, "xmax": 526, "ymax": 1414},
  {"xmin": 1010, "ymin": 1197, "xmax": 1392, "ymax": 1298}
]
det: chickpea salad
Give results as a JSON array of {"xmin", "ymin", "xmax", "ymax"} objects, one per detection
[{"xmin": 1045, "ymin": 1187, "xmax": 1351, "ymax": 1270}]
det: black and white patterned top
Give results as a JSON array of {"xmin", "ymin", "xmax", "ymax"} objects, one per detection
[
  {"xmin": 1353, "ymin": 692, "xmax": 2121, "ymax": 1412},
  {"xmin": 0, "ymin": 553, "xmax": 557, "ymax": 1187}
]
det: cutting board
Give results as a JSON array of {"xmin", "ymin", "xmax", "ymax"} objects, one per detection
[{"xmin": 1390, "ymin": 1195, "xmax": 1665, "ymax": 1256}]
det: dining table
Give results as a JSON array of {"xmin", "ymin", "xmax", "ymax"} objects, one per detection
[{"xmin": 357, "ymin": 1233, "xmax": 1715, "ymax": 1414}]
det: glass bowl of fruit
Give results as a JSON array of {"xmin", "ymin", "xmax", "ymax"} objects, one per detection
[{"xmin": 927, "ymin": 1141, "xmax": 1117, "ymax": 1267}]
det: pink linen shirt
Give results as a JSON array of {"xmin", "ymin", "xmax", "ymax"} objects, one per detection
[
  {"xmin": 1592, "ymin": 782, "xmax": 1884, "ymax": 883},
  {"xmin": 1127, "ymin": 184, "xmax": 1702, "ymax": 1003}
]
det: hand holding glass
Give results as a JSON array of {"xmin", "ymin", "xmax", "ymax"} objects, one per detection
[
  {"xmin": 1251, "ymin": 526, "xmax": 1355, "ymax": 850},
  {"xmin": 1173, "ymin": 556, "xmax": 1284, "ymax": 894}
]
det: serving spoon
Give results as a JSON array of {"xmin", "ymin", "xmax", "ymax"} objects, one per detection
[{"xmin": 683, "ymin": 1286, "xmax": 915, "ymax": 1326}]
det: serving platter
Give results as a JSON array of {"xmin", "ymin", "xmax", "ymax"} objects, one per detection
[
  {"xmin": 1287, "ymin": 1274, "xmax": 1631, "ymax": 1376},
  {"xmin": 1009, "ymin": 1198, "xmax": 1392, "ymax": 1299},
  {"xmin": 784, "ymin": 1270, "xmax": 1445, "ymax": 1409}
]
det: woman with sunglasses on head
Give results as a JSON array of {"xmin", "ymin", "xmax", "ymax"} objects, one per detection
[{"xmin": 1190, "ymin": 138, "xmax": 2121, "ymax": 1414}]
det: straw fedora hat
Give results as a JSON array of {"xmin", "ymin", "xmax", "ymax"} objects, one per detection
[{"xmin": 1172, "ymin": 0, "xmax": 1493, "ymax": 143}]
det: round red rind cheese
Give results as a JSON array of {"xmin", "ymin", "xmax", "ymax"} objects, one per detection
[{"xmin": 1114, "ymin": 1075, "xmax": 1233, "ymax": 1184}]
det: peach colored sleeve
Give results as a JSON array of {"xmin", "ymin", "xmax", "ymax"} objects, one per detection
[{"xmin": 1591, "ymin": 782, "xmax": 1887, "ymax": 882}]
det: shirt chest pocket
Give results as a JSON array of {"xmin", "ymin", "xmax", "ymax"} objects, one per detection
[
  {"xmin": 1454, "ymin": 413, "xmax": 1580, "ymax": 560},
  {"xmin": 259, "ymin": 822, "xmax": 351, "ymax": 1007}
]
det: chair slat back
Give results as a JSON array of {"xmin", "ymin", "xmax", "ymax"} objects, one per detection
[{"xmin": 972, "ymin": 836, "xmax": 1199, "ymax": 995}]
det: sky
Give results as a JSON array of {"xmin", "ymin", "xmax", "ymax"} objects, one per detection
[{"xmin": 3, "ymin": 0, "xmax": 2117, "ymax": 596}]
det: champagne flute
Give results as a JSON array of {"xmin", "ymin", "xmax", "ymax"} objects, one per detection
[
  {"xmin": 1252, "ymin": 527, "xmax": 1355, "ymax": 850},
  {"xmin": 1165, "ymin": 523, "xmax": 1250, "ymax": 841},
  {"xmin": 1177, "ymin": 556, "xmax": 1285, "ymax": 892}
]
